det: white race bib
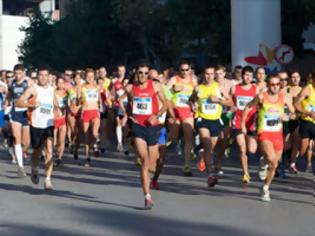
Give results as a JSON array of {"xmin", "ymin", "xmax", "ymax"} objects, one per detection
[
  {"xmin": 201, "ymin": 99, "xmax": 218, "ymax": 115},
  {"xmin": 306, "ymin": 104, "xmax": 315, "ymax": 113},
  {"xmin": 176, "ymin": 94, "xmax": 189, "ymax": 107},
  {"xmin": 133, "ymin": 97, "xmax": 152, "ymax": 115},
  {"xmin": 39, "ymin": 103, "xmax": 53, "ymax": 115},
  {"xmin": 236, "ymin": 96, "xmax": 253, "ymax": 110},
  {"xmin": 86, "ymin": 90, "xmax": 98, "ymax": 102},
  {"xmin": 263, "ymin": 114, "xmax": 281, "ymax": 132}
]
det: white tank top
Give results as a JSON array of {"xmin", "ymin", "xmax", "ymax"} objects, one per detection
[{"xmin": 31, "ymin": 85, "xmax": 54, "ymax": 128}]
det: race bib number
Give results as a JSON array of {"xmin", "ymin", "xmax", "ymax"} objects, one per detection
[
  {"xmin": 39, "ymin": 103, "xmax": 53, "ymax": 115},
  {"xmin": 201, "ymin": 99, "xmax": 218, "ymax": 115},
  {"xmin": 86, "ymin": 90, "xmax": 98, "ymax": 102},
  {"xmin": 263, "ymin": 114, "xmax": 281, "ymax": 132},
  {"xmin": 306, "ymin": 104, "xmax": 315, "ymax": 113},
  {"xmin": 176, "ymin": 94, "xmax": 189, "ymax": 107},
  {"xmin": 13, "ymin": 87, "xmax": 24, "ymax": 94},
  {"xmin": 236, "ymin": 96, "xmax": 253, "ymax": 110},
  {"xmin": 133, "ymin": 97, "xmax": 152, "ymax": 115}
]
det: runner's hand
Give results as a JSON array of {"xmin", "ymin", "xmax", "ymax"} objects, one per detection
[
  {"xmin": 241, "ymin": 125, "xmax": 247, "ymax": 134},
  {"xmin": 147, "ymin": 115, "xmax": 159, "ymax": 126}
]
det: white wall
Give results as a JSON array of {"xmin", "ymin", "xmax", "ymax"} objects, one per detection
[
  {"xmin": 0, "ymin": 15, "xmax": 28, "ymax": 70},
  {"xmin": 231, "ymin": 0, "xmax": 281, "ymax": 71}
]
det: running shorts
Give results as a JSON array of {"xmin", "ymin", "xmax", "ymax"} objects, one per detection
[
  {"xmin": 196, "ymin": 118, "xmax": 223, "ymax": 137},
  {"xmin": 258, "ymin": 132, "xmax": 283, "ymax": 151},
  {"xmin": 81, "ymin": 109, "xmax": 100, "ymax": 123},
  {"xmin": 54, "ymin": 117, "xmax": 66, "ymax": 129},
  {"xmin": 299, "ymin": 120, "xmax": 315, "ymax": 139},
  {"xmin": 30, "ymin": 126, "xmax": 54, "ymax": 149},
  {"xmin": 11, "ymin": 110, "xmax": 29, "ymax": 126},
  {"xmin": 132, "ymin": 123, "xmax": 160, "ymax": 146}
]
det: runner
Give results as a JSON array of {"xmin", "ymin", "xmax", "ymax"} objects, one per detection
[
  {"xmin": 53, "ymin": 77, "xmax": 68, "ymax": 166},
  {"xmin": 120, "ymin": 61, "xmax": 167, "ymax": 209},
  {"xmin": 98, "ymin": 66, "xmax": 112, "ymax": 153},
  {"xmin": 192, "ymin": 66, "xmax": 233, "ymax": 186},
  {"xmin": 6, "ymin": 64, "xmax": 33, "ymax": 177},
  {"xmin": 167, "ymin": 60, "xmax": 198, "ymax": 176},
  {"xmin": 68, "ymin": 71, "xmax": 82, "ymax": 159},
  {"xmin": 294, "ymin": 72, "xmax": 315, "ymax": 173},
  {"xmin": 287, "ymin": 71, "xmax": 302, "ymax": 174},
  {"xmin": 242, "ymin": 74, "xmax": 294, "ymax": 201},
  {"xmin": 255, "ymin": 67, "xmax": 267, "ymax": 92},
  {"xmin": 231, "ymin": 66, "xmax": 258, "ymax": 184},
  {"xmin": 214, "ymin": 64, "xmax": 234, "ymax": 174},
  {"xmin": 78, "ymin": 68, "xmax": 101, "ymax": 167},
  {"xmin": 149, "ymin": 69, "xmax": 175, "ymax": 190},
  {"xmin": 16, "ymin": 66, "xmax": 57, "ymax": 190},
  {"xmin": 232, "ymin": 65, "xmax": 243, "ymax": 85},
  {"xmin": 112, "ymin": 65, "xmax": 128, "ymax": 152}
]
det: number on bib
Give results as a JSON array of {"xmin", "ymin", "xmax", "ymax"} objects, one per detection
[
  {"xmin": 263, "ymin": 114, "xmax": 281, "ymax": 132},
  {"xmin": 176, "ymin": 94, "xmax": 189, "ymax": 107},
  {"xmin": 236, "ymin": 96, "xmax": 253, "ymax": 110},
  {"xmin": 201, "ymin": 99, "xmax": 218, "ymax": 115},
  {"xmin": 133, "ymin": 97, "xmax": 152, "ymax": 115}
]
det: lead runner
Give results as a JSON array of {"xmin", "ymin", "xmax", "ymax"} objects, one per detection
[{"xmin": 119, "ymin": 61, "xmax": 167, "ymax": 209}]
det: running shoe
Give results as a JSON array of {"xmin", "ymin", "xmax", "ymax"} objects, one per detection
[
  {"xmin": 215, "ymin": 167, "xmax": 224, "ymax": 175},
  {"xmin": 279, "ymin": 164, "xmax": 286, "ymax": 179},
  {"xmin": 84, "ymin": 158, "xmax": 91, "ymax": 167},
  {"xmin": 54, "ymin": 158, "xmax": 64, "ymax": 167},
  {"xmin": 144, "ymin": 196, "xmax": 155, "ymax": 209},
  {"xmin": 44, "ymin": 178, "xmax": 53, "ymax": 190},
  {"xmin": 117, "ymin": 143, "xmax": 124, "ymax": 152},
  {"xmin": 306, "ymin": 163, "xmax": 312, "ymax": 173},
  {"xmin": 31, "ymin": 167, "xmax": 39, "ymax": 184},
  {"xmin": 17, "ymin": 166, "xmax": 27, "ymax": 178},
  {"xmin": 151, "ymin": 179, "xmax": 160, "ymax": 190},
  {"xmin": 198, "ymin": 158, "xmax": 206, "ymax": 172},
  {"xmin": 191, "ymin": 150, "xmax": 197, "ymax": 161},
  {"xmin": 258, "ymin": 161, "xmax": 268, "ymax": 181},
  {"xmin": 183, "ymin": 166, "xmax": 193, "ymax": 177},
  {"xmin": 94, "ymin": 149, "xmax": 100, "ymax": 157},
  {"xmin": 176, "ymin": 143, "xmax": 182, "ymax": 156},
  {"xmin": 11, "ymin": 159, "xmax": 17, "ymax": 165},
  {"xmin": 289, "ymin": 164, "xmax": 299, "ymax": 174},
  {"xmin": 73, "ymin": 151, "xmax": 78, "ymax": 160},
  {"xmin": 242, "ymin": 174, "xmax": 251, "ymax": 184},
  {"xmin": 207, "ymin": 176, "xmax": 218, "ymax": 187},
  {"xmin": 261, "ymin": 187, "xmax": 271, "ymax": 202},
  {"xmin": 135, "ymin": 157, "xmax": 142, "ymax": 166},
  {"xmin": 100, "ymin": 148, "xmax": 106, "ymax": 154}
]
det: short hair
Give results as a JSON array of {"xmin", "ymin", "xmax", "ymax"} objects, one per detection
[
  {"xmin": 13, "ymin": 64, "xmax": 25, "ymax": 71},
  {"xmin": 178, "ymin": 59, "xmax": 190, "ymax": 68},
  {"xmin": 204, "ymin": 65, "xmax": 215, "ymax": 72},
  {"xmin": 136, "ymin": 59, "xmax": 150, "ymax": 70},
  {"xmin": 267, "ymin": 73, "xmax": 280, "ymax": 84},
  {"xmin": 38, "ymin": 65, "xmax": 50, "ymax": 73},
  {"xmin": 234, "ymin": 65, "xmax": 243, "ymax": 71},
  {"xmin": 215, "ymin": 64, "xmax": 226, "ymax": 72},
  {"xmin": 242, "ymin": 66, "xmax": 254, "ymax": 75},
  {"xmin": 255, "ymin": 66, "xmax": 266, "ymax": 74},
  {"xmin": 85, "ymin": 68, "xmax": 95, "ymax": 76}
]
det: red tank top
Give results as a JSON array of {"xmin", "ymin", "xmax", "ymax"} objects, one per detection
[
  {"xmin": 233, "ymin": 84, "xmax": 257, "ymax": 130},
  {"xmin": 132, "ymin": 80, "xmax": 159, "ymax": 127}
]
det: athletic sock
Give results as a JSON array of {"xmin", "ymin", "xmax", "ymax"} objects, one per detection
[
  {"xmin": 14, "ymin": 144, "xmax": 23, "ymax": 168},
  {"xmin": 116, "ymin": 126, "xmax": 122, "ymax": 145}
]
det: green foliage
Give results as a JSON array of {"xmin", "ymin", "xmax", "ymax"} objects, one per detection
[{"xmin": 19, "ymin": 0, "xmax": 314, "ymax": 71}]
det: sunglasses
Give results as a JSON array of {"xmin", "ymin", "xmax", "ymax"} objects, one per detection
[
  {"xmin": 270, "ymin": 83, "xmax": 280, "ymax": 87},
  {"xmin": 180, "ymin": 69, "xmax": 190, "ymax": 72},
  {"xmin": 138, "ymin": 71, "xmax": 149, "ymax": 75},
  {"xmin": 280, "ymin": 78, "xmax": 288, "ymax": 81},
  {"xmin": 65, "ymin": 74, "xmax": 73, "ymax": 76}
]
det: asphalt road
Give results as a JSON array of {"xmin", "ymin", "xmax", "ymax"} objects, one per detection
[{"xmin": 0, "ymin": 145, "xmax": 313, "ymax": 236}]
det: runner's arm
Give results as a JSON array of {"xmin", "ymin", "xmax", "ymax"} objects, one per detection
[
  {"xmin": 118, "ymin": 84, "xmax": 132, "ymax": 115},
  {"xmin": 294, "ymin": 86, "xmax": 314, "ymax": 118},
  {"xmin": 241, "ymin": 94, "xmax": 261, "ymax": 133},
  {"xmin": 15, "ymin": 87, "xmax": 36, "ymax": 108}
]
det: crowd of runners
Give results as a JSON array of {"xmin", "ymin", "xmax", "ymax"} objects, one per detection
[{"xmin": 0, "ymin": 61, "xmax": 314, "ymax": 209}]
